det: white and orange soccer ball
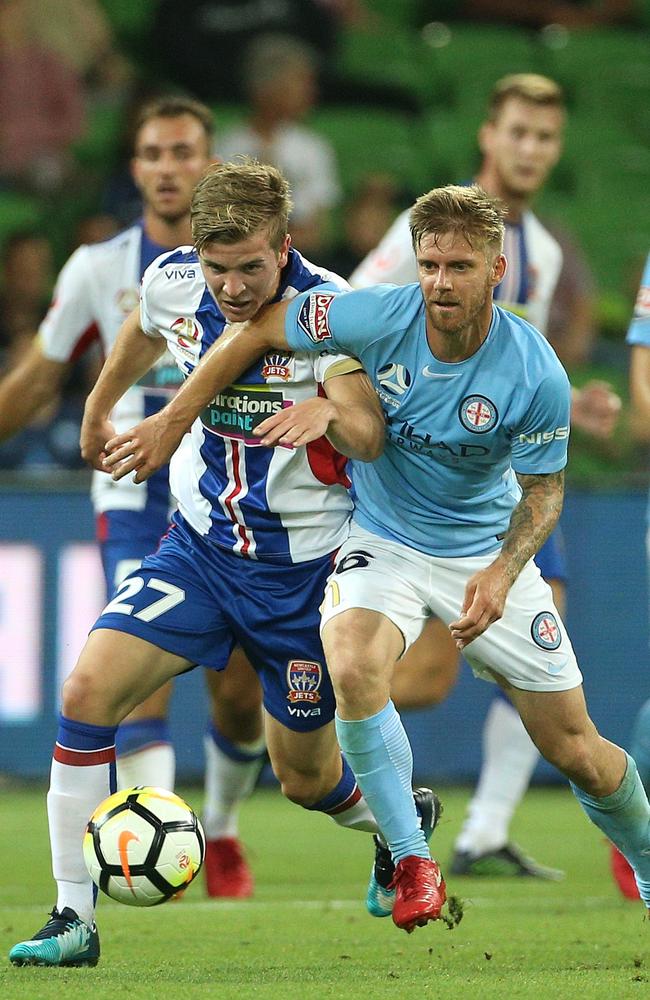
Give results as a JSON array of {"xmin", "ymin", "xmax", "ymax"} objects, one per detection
[{"xmin": 83, "ymin": 786, "xmax": 205, "ymax": 906}]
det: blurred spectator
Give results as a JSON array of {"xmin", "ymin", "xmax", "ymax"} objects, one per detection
[
  {"xmin": 0, "ymin": 231, "xmax": 53, "ymax": 363},
  {"xmin": 149, "ymin": 0, "xmax": 339, "ymax": 104},
  {"xmin": 0, "ymin": 0, "xmax": 86, "ymax": 195},
  {"xmin": 219, "ymin": 34, "xmax": 342, "ymax": 255},
  {"xmin": 0, "ymin": 229, "xmax": 97, "ymax": 470},
  {"xmin": 0, "ymin": 230, "xmax": 56, "ymax": 468},
  {"xmin": 23, "ymin": 0, "xmax": 135, "ymax": 108},
  {"xmin": 323, "ymin": 173, "xmax": 410, "ymax": 277},
  {"xmin": 148, "ymin": 0, "xmax": 420, "ymax": 112}
]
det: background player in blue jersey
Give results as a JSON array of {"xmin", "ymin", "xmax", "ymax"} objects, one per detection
[
  {"xmin": 611, "ymin": 250, "xmax": 650, "ymax": 900},
  {"xmin": 351, "ymin": 73, "xmax": 620, "ymax": 879},
  {"xmin": 111, "ymin": 184, "xmax": 650, "ymax": 935},
  {"xmin": 0, "ymin": 97, "xmax": 267, "ymax": 900},
  {"xmin": 9, "ymin": 161, "xmax": 441, "ymax": 968}
]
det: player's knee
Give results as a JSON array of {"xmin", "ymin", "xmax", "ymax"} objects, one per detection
[
  {"xmin": 328, "ymin": 652, "xmax": 379, "ymax": 709},
  {"xmin": 61, "ymin": 665, "xmax": 110, "ymax": 723}
]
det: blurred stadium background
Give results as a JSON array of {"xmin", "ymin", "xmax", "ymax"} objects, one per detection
[{"xmin": 1, "ymin": 0, "xmax": 648, "ymax": 784}]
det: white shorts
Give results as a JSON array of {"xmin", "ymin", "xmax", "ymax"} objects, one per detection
[{"xmin": 320, "ymin": 523, "xmax": 582, "ymax": 693}]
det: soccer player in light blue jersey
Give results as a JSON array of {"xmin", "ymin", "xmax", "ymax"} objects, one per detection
[
  {"xmin": 611, "ymin": 250, "xmax": 650, "ymax": 900},
  {"xmin": 104, "ymin": 183, "xmax": 650, "ymax": 934}
]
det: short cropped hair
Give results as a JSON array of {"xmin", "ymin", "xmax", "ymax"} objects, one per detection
[
  {"xmin": 191, "ymin": 159, "xmax": 293, "ymax": 253},
  {"xmin": 409, "ymin": 184, "xmax": 506, "ymax": 256},
  {"xmin": 487, "ymin": 73, "xmax": 565, "ymax": 122},
  {"xmin": 133, "ymin": 95, "xmax": 215, "ymax": 148}
]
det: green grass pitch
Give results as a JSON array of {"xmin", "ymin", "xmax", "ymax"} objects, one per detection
[{"xmin": 1, "ymin": 783, "xmax": 647, "ymax": 999}]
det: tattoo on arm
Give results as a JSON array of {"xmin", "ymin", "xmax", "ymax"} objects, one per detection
[{"xmin": 499, "ymin": 471, "xmax": 564, "ymax": 582}]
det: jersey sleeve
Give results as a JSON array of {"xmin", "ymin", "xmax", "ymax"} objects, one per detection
[
  {"xmin": 626, "ymin": 252, "xmax": 650, "ymax": 347},
  {"xmin": 348, "ymin": 210, "xmax": 416, "ymax": 288},
  {"xmin": 139, "ymin": 253, "xmax": 175, "ymax": 339},
  {"xmin": 285, "ymin": 285, "xmax": 398, "ymax": 356},
  {"xmin": 510, "ymin": 367, "xmax": 571, "ymax": 475},
  {"xmin": 37, "ymin": 246, "xmax": 97, "ymax": 362},
  {"xmin": 314, "ymin": 352, "xmax": 363, "ymax": 383}
]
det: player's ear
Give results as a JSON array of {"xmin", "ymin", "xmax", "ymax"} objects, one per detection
[
  {"xmin": 278, "ymin": 234, "xmax": 291, "ymax": 268},
  {"xmin": 478, "ymin": 121, "xmax": 493, "ymax": 157},
  {"xmin": 490, "ymin": 253, "xmax": 507, "ymax": 287}
]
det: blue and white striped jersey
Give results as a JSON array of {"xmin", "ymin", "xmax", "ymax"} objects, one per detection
[{"xmin": 140, "ymin": 247, "xmax": 359, "ymax": 564}]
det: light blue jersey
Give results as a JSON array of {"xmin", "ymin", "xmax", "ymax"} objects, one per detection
[
  {"xmin": 626, "ymin": 252, "xmax": 650, "ymax": 349},
  {"xmin": 285, "ymin": 284, "xmax": 571, "ymax": 557},
  {"xmin": 626, "ymin": 251, "xmax": 650, "ymax": 526}
]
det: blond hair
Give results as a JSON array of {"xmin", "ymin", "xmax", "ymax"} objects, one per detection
[
  {"xmin": 487, "ymin": 73, "xmax": 565, "ymax": 122},
  {"xmin": 409, "ymin": 184, "xmax": 506, "ymax": 256},
  {"xmin": 191, "ymin": 159, "xmax": 292, "ymax": 253}
]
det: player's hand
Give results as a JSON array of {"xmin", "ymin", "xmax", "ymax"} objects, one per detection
[
  {"xmin": 253, "ymin": 397, "xmax": 337, "ymax": 448},
  {"xmin": 571, "ymin": 380, "xmax": 621, "ymax": 439},
  {"xmin": 449, "ymin": 561, "xmax": 512, "ymax": 650},
  {"xmin": 102, "ymin": 411, "xmax": 184, "ymax": 483},
  {"xmin": 80, "ymin": 413, "xmax": 116, "ymax": 472}
]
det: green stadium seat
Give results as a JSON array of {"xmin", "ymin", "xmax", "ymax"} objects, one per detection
[
  {"xmin": 0, "ymin": 193, "xmax": 42, "ymax": 245},
  {"xmin": 71, "ymin": 105, "xmax": 125, "ymax": 169},
  {"xmin": 536, "ymin": 29, "xmax": 650, "ymax": 128},
  {"xmin": 99, "ymin": 0, "xmax": 159, "ymax": 41},
  {"xmin": 335, "ymin": 25, "xmax": 433, "ymax": 108},
  {"xmin": 421, "ymin": 109, "xmax": 482, "ymax": 187},
  {"xmin": 420, "ymin": 24, "xmax": 538, "ymax": 114},
  {"xmin": 309, "ymin": 107, "xmax": 428, "ymax": 198},
  {"xmin": 212, "ymin": 105, "xmax": 246, "ymax": 143}
]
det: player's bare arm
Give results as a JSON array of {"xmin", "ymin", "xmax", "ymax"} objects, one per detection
[
  {"xmin": 450, "ymin": 470, "xmax": 564, "ymax": 649},
  {"xmin": 81, "ymin": 306, "xmax": 167, "ymax": 471},
  {"xmin": 0, "ymin": 339, "xmax": 67, "ymax": 441},
  {"xmin": 104, "ymin": 300, "xmax": 291, "ymax": 482},
  {"xmin": 254, "ymin": 370, "xmax": 385, "ymax": 460},
  {"xmin": 629, "ymin": 344, "xmax": 650, "ymax": 442}
]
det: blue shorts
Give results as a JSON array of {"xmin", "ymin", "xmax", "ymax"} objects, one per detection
[
  {"xmin": 98, "ymin": 508, "xmax": 171, "ymax": 598},
  {"xmin": 92, "ymin": 513, "xmax": 335, "ymax": 732},
  {"xmin": 533, "ymin": 527, "xmax": 567, "ymax": 583}
]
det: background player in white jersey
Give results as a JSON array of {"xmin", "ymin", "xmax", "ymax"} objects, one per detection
[
  {"xmin": 9, "ymin": 161, "xmax": 441, "ymax": 968},
  {"xmin": 611, "ymin": 250, "xmax": 650, "ymax": 899},
  {"xmin": 109, "ymin": 183, "xmax": 650, "ymax": 935},
  {"xmin": 350, "ymin": 73, "xmax": 620, "ymax": 879},
  {"xmin": 0, "ymin": 96, "xmax": 266, "ymax": 899}
]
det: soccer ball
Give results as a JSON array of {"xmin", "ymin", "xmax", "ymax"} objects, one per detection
[{"xmin": 83, "ymin": 786, "xmax": 205, "ymax": 906}]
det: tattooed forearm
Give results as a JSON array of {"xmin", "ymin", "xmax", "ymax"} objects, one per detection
[{"xmin": 498, "ymin": 470, "xmax": 565, "ymax": 584}]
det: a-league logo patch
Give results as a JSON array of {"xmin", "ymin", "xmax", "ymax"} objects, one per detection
[
  {"xmin": 531, "ymin": 612, "xmax": 562, "ymax": 650},
  {"xmin": 297, "ymin": 293, "xmax": 336, "ymax": 343},
  {"xmin": 171, "ymin": 316, "xmax": 203, "ymax": 350},
  {"xmin": 286, "ymin": 660, "xmax": 323, "ymax": 703},
  {"xmin": 458, "ymin": 394, "xmax": 498, "ymax": 433}
]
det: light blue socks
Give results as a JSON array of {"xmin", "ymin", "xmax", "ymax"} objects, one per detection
[
  {"xmin": 571, "ymin": 752, "xmax": 650, "ymax": 905},
  {"xmin": 335, "ymin": 700, "xmax": 428, "ymax": 864}
]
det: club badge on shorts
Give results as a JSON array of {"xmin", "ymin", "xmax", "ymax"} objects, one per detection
[
  {"xmin": 286, "ymin": 660, "xmax": 323, "ymax": 703},
  {"xmin": 531, "ymin": 612, "xmax": 562, "ymax": 650},
  {"xmin": 458, "ymin": 394, "xmax": 498, "ymax": 433}
]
